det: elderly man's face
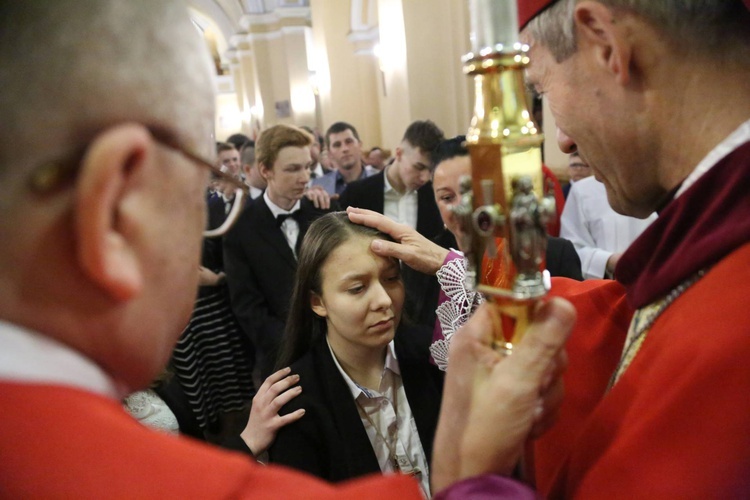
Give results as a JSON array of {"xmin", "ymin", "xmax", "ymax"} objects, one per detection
[{"xmin": 524, "ymin": 30, "xmax": 662, "ymax": 218}]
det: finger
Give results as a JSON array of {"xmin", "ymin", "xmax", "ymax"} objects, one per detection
[
  {"xmin": 347, "ymin": 207, "xmax": 410, "ymax": 238},
  {"xmin": 272, "ymin": 384, "xmax": 303, "ymax": 410},
  {"xmin": 530, "ymin": 378, "xmax": 564, "ymax": 438},
  {"xmin": 269, "ymin": 374, "xmax": 301, "ymax": 398},
  {"xmin": 258, "ymin": 367, "xmax": 292, "ymax": 393},
  {"xmin": 311, "ymin": 194, "xmax": 322, "ymax": 209},
  {"xmin": 372, "ymin": 237, "xmax": 448, "ymax": 275},
  {"xmin": 274, "ymin": 408, "xmax": 306, "ymax": 428},
  {"xmin": 452, "ymin": 303, "xmax": 501, "ymax": 352},
  {"xmin": 369, "ymin": 238, "xmax": 412, "ymax": 262},
  {"xmin": 505, "ymin": 298, "xmax": 576, "ymax": 385}
]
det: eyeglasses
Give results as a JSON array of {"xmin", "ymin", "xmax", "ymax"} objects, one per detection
[{"xmin": 28, "ymin": 125, "xmax": 248, "ymax": 238}]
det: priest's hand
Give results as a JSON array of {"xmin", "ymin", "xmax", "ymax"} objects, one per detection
[
  {"xmin": 431, "ymin": 298, "xmax": 575, "ymax": 493},
  {"xmin": 346, "ymin": 206, "xmax": 449, "ymax": 275}
]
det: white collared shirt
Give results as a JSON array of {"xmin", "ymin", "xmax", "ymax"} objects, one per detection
[
  {"xmin": 327, "ymin": 339, "xmax": 431, "ymax": 497},
  {"xmin": 263, "ymin": 191, "xmax": 301, "ymax": 257},
  {"xmin": 0, "ymin": 320, "xmax": 123, "ymax": 398},
  {"xmin": 383, "ymin": 169, "xmax": 418, "ymax": 230},
  {"xmin": 561, "ymin": 177, "xmax": 657, "ymax": 279}
]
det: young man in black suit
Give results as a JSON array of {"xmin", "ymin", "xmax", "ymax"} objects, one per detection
[
  {"xmin": 338, "ymin": 120, "xmax": 444, "ymax": 240},
  {"xmin": 224, "ymin": 125, "xmax": 330, "ymax": 379}
]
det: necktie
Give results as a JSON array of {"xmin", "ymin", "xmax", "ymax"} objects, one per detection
[{"xmin": 276, "ymin": 211, "xmax": 301, "ymax": 227}]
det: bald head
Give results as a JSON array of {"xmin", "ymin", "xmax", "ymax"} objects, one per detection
[
  {"xmin": 0, "ymin": 0, "xmax": 215, "ymax": 198},
  {"xmin": 0, "ymin": 0, "xmax": 217, "ymax": 390}
]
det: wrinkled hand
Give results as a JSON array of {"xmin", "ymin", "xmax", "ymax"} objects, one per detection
[
  {"xmin": 198, "ymin": 266, "xmax": 225, "ymax": 287},
  {"xmin": 240, "ymin": 367, "xmax": 305, "ymax": 457},
  {"xmin": 346, "ymin": 207, "xmax": 449, "ymax": 274},
  {"xmin": 304, "ymin": 185, "xmax": 332, "ymax": 210},
  {"xmin": 431, "ymin": 298, "xmax": 575, "ymax": 493}
]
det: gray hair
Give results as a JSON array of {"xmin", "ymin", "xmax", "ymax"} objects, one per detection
[
  {"xmin": 526, "ymin": 0, "xmax": 750, "ymax": 63},
  {"xmin": 0, "ymin": 0, "xmax": 216, "ymax": 193}
]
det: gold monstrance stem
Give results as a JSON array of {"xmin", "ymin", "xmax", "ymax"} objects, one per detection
[{"xmin": 460, "ymin": 0, "xmax": 554, "ymax": 352}]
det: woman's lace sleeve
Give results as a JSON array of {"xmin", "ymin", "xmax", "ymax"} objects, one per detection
[{"xmin": 429, "ymin": 253, "xmax": 484, "ymax": 371}]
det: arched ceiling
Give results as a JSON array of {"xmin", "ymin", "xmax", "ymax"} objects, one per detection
[{"xmin": 187, "ymin": 0, "xmax": 311, "ymax": 73}]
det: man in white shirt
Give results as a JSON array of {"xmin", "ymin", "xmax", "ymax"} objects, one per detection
[{"xmin": 561, "ymin": 174, "xmax": 657, "ymax": 279}]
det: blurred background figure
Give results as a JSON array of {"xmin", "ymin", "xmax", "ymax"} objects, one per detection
[
  {"xmin": 562, "ymin": 152, "xmax": 593, "ymax": 199},
  {"xmin": 365, "ymin": 147, "xmax": 390, "ymax": 171},
  {"xmin": 561, "ymin": 170, "xmax": 657, "ymax": 279}
]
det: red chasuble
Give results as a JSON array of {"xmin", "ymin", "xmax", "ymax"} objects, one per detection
[
  {"xmin": 0, "ymin": 382, "xmax": 421, "ymax": 499},
  {"xmin": 535, "ymin": 141, "xmax": 750, "ymax": 498}
]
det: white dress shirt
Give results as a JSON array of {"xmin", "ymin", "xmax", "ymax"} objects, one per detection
[
  {"xmin": 327, "ymin": 339, "xmax": 431, "ymax": 497},
  {"xmin": 561, "ymin": 176, "xmax": 657, "ymax": 279},
  {"xmin": 263, "ymin": 191, "xmax": 301, "ymax": 257},
  {"xmin": 383, "ymin": 169, "xmax": 418, "ymax": 230}
]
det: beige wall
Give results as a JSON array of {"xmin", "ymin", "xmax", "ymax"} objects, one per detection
[
  {"xmin": 309, "ymin": 0, "xmax": 382, "ymax": 147},
  {"xmin": 375, "ymin": 0, "xmax": 472, "ymax": 149},
  {"xmin": 219, "ymin": 1, "xmax": 492, "ymax": 153},
  {"xmin": 400, "ymin": 0, "xmax": 472, "ymax": 141}
]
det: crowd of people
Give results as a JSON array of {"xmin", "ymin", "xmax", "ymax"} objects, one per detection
[{"xmin": 1, "ymin": 0, "xmax": 749, "ymax": 498}]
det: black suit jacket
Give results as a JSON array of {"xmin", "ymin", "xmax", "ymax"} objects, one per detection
[
  {"xmin": 223, "ymin": 196, "xmax": 329, "ymax": 378},
  {"xmin": 338, "ymin": 170, "xmax": 443, "ymax": 240},
  {"xmin": 269, "ymin": 324, "xmax": 443, "ymax": 482},
  {"xmin": 546, "ymin": 235, "xmax": 584, "ymax": 281}
]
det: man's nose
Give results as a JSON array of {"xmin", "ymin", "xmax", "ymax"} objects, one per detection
[{"xmin": 556, "ymin": 127, "xmax": 577, "ymax": 154}]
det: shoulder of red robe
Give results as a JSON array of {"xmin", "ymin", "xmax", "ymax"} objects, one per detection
[{"xmin": 518, "ymin": 0, "xmax": 560, "ymax": 30}]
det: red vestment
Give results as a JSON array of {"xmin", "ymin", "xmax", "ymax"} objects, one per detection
[
  {"xmin": 535, "ymin": 140, "xmax": 750, "ymax": 497},
  {"xmin": 0, "ymin": 382, "xmax": 421, "ymax": 499}
]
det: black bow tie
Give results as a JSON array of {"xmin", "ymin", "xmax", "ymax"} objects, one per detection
[{"xmin": 276, "ymin": 211, "xmax": 301, "ymax": 227}]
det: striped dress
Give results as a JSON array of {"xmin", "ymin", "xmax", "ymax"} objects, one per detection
[
  {"xmin": 172, "ymin": 283, "xmax": 254, "ymax": 431},
  {"xmin": 171, "ymin": 211, "xmax": 255, "ymax": 432}
]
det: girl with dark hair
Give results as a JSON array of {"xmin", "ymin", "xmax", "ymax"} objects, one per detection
[{"xmin": 269, "ymin": 212, "xmax": 443, "ymax": 497}]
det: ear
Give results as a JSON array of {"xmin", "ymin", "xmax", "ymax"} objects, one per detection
[
  {"xmin": 258, "ymin": 161, "xmax": 273, "ymax": 181},
  {"xmin": 74, "ymin": 124, "xmax": 154, "ymax": 301},
  {"xmin": 394, "ymin": 146, "xmax": 404, "ymax": 162},
  {"xmin": 574, "ymin": 1, "xmax": 632, "ymax": 86},
  {"xmin": 310, "ymin": 292, "xmax": 327, "ymax": 317}
]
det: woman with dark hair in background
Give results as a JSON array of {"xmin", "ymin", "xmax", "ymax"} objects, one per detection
[{"xmin": 269, "ymin": 212, "xmax": 443, "ymax": 497}]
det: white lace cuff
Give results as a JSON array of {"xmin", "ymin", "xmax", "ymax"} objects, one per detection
[{"xmin": 429, "ymin": 254, "xmax": 484, "ymax": 371}]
